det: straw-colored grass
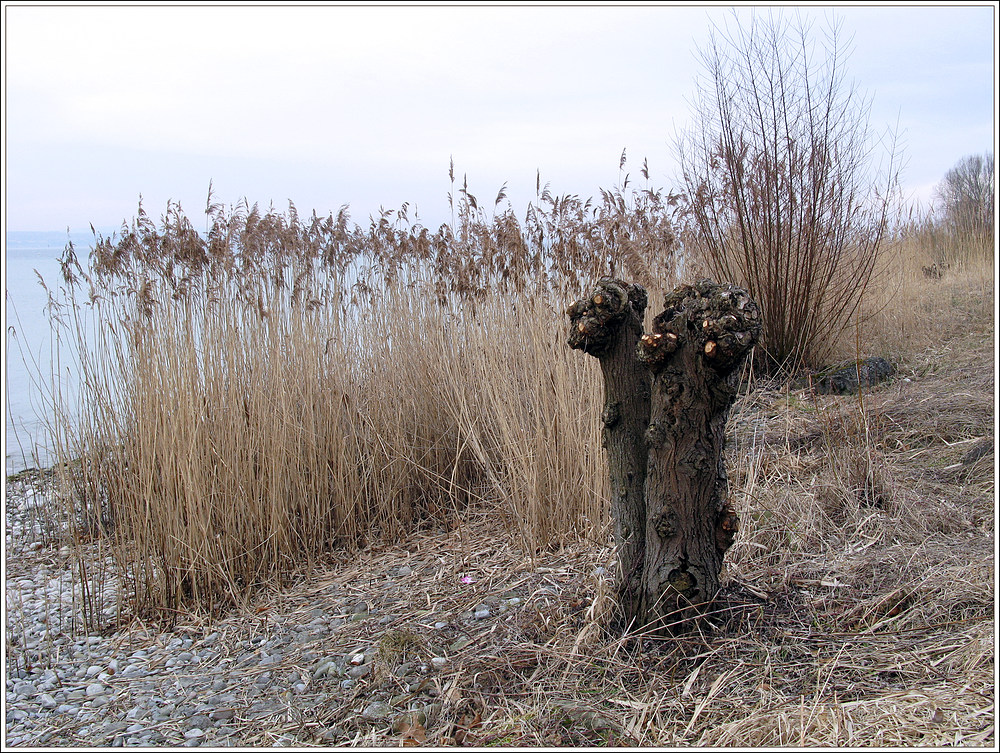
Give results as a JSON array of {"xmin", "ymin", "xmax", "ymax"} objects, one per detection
[{"xmin": 5, "ymin": 171, "xmax": 994, "ymax": 746}]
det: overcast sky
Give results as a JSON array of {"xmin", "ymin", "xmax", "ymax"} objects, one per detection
[{"xmin": 3, "ymin": 2, "xmax": 997, "ymax": 234}]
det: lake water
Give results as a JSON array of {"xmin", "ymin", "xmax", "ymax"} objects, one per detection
[{"xmin": 4, "ymin": 230, "xmax": 97, "ymax": 475}]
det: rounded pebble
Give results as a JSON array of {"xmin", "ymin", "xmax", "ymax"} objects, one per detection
[{"xmin": 362, "ymin": 701, "xmax": 392, "ymax": 721}]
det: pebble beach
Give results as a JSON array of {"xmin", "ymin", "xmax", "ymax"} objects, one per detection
[{"xmin": 4, "ymin": 470, "xmax": 609, "ymax": 747}]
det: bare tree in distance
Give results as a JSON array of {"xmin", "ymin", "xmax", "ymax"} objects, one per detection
[
  {"xmin": 676, "ymin": 10, "xmax": 902, "ymax": 373},
  {"xmin": 934, "ymin": 152, "xmax": 995, "ymax": 252}
]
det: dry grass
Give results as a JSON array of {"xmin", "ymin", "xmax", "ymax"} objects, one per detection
[
  {"xmin": 836, "ymin": 214, "xmax": 994, "ymax": 367},
  {"xmin": 40, "ymin": 271, "xmax": 613, "ymax": 622},
  {"xmin": 33, "ymin": 173, "xmax": 676, "ymax": 621},
  {"xmin": 5, "ymin": 167, "xmax": 995, "ymax": 746}
]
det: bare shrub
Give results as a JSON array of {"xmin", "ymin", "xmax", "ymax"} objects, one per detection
[{"xmin": 676, "ymin": 11, "xmax": 902, "ymax": 372}]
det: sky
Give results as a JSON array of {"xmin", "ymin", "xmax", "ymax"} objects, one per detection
[{"xmin": 2, "ymin": 1, "xmax": 997, "ymax": 235}]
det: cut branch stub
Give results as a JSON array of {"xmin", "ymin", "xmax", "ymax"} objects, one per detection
[
  {"xmin": 567, "ymin": 279, "xmax": 648, "ymax": 357},
  {"xmin": 639, "ymin": 279, "xmax": 761, "ymax": 376},
  {"xmin": 567, "ymin": 278, "xmax": 650, "ymax": 630},
  {"xmin": 636, "ymin": 278, "xmax": 761, "ymax": 634}
]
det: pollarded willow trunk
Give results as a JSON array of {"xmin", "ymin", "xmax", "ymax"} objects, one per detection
[
  {"xmin": 636, "ymin": 280, "xmax": 761, "ymax": 633},
  {"xmin": 567, "ymin": 279, "xmax": 650, "ymax": 628}
]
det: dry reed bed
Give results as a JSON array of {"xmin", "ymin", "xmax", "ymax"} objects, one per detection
[
  {"xmin": 42, "ymin": 182, "xmax": 680, "ymax": 621},
  {"xmin": 19, "ymin": 298, "xmax": 987, "ymax": 747}
]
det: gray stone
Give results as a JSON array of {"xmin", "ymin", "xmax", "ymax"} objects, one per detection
[
  {"xmin": 85, "ymin": 683, "xmax": 105, "ymax": 697},
  {"xmin": 188, "ymin": 714, "xmax": 213, "ymax": 729},
  {"xmin": 804, "ymin": 357, "xmax": 895, "ymax": 395},
  {"xmin": 38, "ymin": 692, "xmax": 57, "ymax": 709},
  {"xmin": 362, "ymin": 701, "xmax": 392, "ymax": 721},
  {"xmin": 347, "ymin": 664, "xmax": 371, "ymax": 679},
  {"xmin": 210, "ymin": 708, "xmax": 236, "ymax": 722},
  {"xmin": 14, "ymin": 681, "xmax": 37, "ymax": 698}
]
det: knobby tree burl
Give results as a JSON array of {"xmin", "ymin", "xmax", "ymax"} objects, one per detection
[{"xmin": 569, "ymin": 278, "xmax": 761, "ymax": 634}]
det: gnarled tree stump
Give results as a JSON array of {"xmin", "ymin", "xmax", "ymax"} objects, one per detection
[
  {"xmin": 568, "ymin": 277, "xmax": 761, "ymax": 635},
  {"xmin": 567, "ymin": 278, "xmax": 650, "ymax": 628},
  {"xmin": 636, "ymin": 280, "xmax": 761, "ymax": 632}
]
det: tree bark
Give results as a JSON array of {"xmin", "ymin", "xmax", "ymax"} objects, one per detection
[
  {"xmin": 567, "ymin": 278, "xmax": 650, "ymax": 629},
  {"xmin": 636, "ymin": 280, "xmax": 761, "ymax": 633}
]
